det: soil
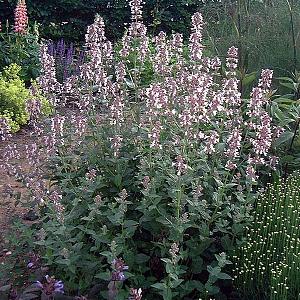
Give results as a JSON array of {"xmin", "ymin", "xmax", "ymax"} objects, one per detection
[{"xmin": 0, "ymin": 126, "xmax": 36, "ymax": 247}]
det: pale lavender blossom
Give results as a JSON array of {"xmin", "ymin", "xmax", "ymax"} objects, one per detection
[
  {"xmin": 37, "ymin": 44, "xmax": 61, "ymax": 106},
  {"xmin": 189, "ymin": 12, "xmax": 204, "ymax": 62},
  {"xmin": 110, "ymin": 135, "xmax": 123, "ymax": 157},
  {"xmin": 0, "ymin": 117, "xmax": 11, "ymax": 141},
  {"xmin": 25, "ymin": 143, "xmax": 39, "ymax": 166},
  {"xmin": 111, "ymin": 258, "xmax": 129, "ymax": 282},
  {"xmin": 86, "ymin": 169, "xmax": 97, "ymax": 181},
  {"xmin": 109, "ymin": 94, "xmax": 125, "ymax": 125},
  {"xmin": 204, "ymin": 131, "xmax": 219, "ymax": 154},
  {"xmin": 251, "ymin": 112, "xmax": 272, "ymax": 156},
  {"xmin": 129, "ymin": 288, "xmax": 142, "ymax": 300},
  {"xmin": 225, "ymin": 127, "xmax": 242, "ymax": 159},
  {"xmin": 35, "ymin": 275, "xmax": 64, "ymax": 296},
  {"xmin": 153, "ymin": 31, "xmax": 170, "ymax": 76},
  {"xmin": 142, "ymin": 176, "xmax": 150, "ymax": 190},
  {"xmin": 226, "ymin": 46, "xmax": 238, "ymax": 73},
  {"xmin": 49, "ymin": 191, "xmax": 65, "ymax": 223},
  {"xmin": 259, "ymin": 69, "xmax": 273, "ymax": 92},
  {"xmin": 173, "ymin": 155, "xmax": 188, "ymax": 176},
  {"xmin": 148, "ymin": 121, "xmax": 162, "ymax": 149},
  {"xmin": 246, "ymin": 165, "xmax": 257, "ymax": 182}
]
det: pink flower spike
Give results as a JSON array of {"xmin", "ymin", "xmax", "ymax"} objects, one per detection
[{"xmin": 14, "ymin": 0, "xmax": 28, "ymax": 34}]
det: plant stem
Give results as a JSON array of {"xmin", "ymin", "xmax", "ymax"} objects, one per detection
[{"xmin": 286, "ymin": 0, "xmax": 297, "ymax": 74}]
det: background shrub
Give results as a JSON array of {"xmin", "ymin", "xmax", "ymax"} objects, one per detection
[
  {"xmin": 0, "ymin": 0, "xmax": 203, "ymax": 42},
  {"xmin": 205, "ymin": 0, "xmax": 300, "ymax": 76},
  {"xmin": 1, "ymin": 0, "xmax": 300, "ymax": 76}
]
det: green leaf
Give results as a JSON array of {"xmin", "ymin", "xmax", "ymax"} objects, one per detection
[
  {"xmin": 221, "ymin": 235, "xmax": 233, "ymax": 251},
  {"xmin": 135, "ymin": 253, "xmax": 150, "ymax": 264},
  {"xmin": 277, "ymin": 77, "xmax": 295, "ymax": 83},
  {"xmin": 151, "ymin": 282, "xmax": 166, "ymax": 290},
  {"xmin": 207, "ymin": 266, "xmax": 221, "ymax": 277},
  {"xmin": 191, "ymin": 257, "xmax": 203, "ymax": 274},
  {"xmin": 274, "ymin": 131, "xmax": 294, "ymax": 147},
  {"xmin": 280, "ymin": 82, "xmax": 295, "ymax": 91},
  {"xmin": 95, "ymin": 271, "xmax": 110, "ymax": 280},
  {"xmin": 218, "ymin": 272, "xmax": 232, "ymax": 280},
  {"xmin": 124, "ymin": 220, "xmax": 139, "ymax": 228},
  {"xmin": 205, "ymin": 282, "xmax": 220, "ymax": 295},
  {"xmin": 242, "ymin": 72, "xmax": 257, "ymax": 87}
]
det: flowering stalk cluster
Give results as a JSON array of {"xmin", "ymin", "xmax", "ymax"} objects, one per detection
[
  {"xmin": 4, "ymin": 2, "xmax": 287, "ymax": 299},
  {"xmin": 37, "ymin": 45, "xmax": 61, "ymax": 106},
  {"xmin": 48, "ymin": 39, "xmax": 85, "ymax": 82},
  {"xmin": 111, "ymin": 258, "xmax": 129, "ymax": 282}
]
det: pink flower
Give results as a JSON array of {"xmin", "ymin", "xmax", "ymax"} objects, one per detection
[{"xmin": 14, "ymin": 0, "xmax": 28, "ymax": 34}]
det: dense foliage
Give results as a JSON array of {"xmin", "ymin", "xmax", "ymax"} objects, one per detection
[
  {"xmin": 0, "ymin": 0, "xmax": 292, "ymax": 298},
  {"xmin": 0, "ymin": 27, "xmax": 40, "ymax": 82},
  {"xmin": 0, "ymin": 64, "xmax": 50, "ymax": 132},
  {"xmin": 206, "ymin": 0, "xmax": 300, "ymax": 76},
  {"xmin": 0, "ymin": 0, "xmax": 203, "ymax": 41}
]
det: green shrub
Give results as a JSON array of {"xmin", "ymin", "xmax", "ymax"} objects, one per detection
[
  {"xmin": 233, "ymin": 171, "xmax": 300, "ymax": 300},
  {"xmin": 0, "ymin": 63, "xmax": 51, "ymax": 132}
]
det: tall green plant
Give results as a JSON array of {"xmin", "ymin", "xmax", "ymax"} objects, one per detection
[{"xmin": 0, "ymin": 22, "xmax": 40, "ymax": 83}]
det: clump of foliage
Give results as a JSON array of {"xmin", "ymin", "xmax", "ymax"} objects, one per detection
[
  {"xmin": 272, "ymin": 74, "xmax": 300, "ymax": 174},
  {"xmin": 0, "ymin": 63, "xmax": 32, "ymax": 132},
  {"xmin": 0, "ymin": 63, "xmax": 51, "ymax": 132},
  {"xmin": 233, "ymin": 171, "xmax": 300, "ymax": 300}
]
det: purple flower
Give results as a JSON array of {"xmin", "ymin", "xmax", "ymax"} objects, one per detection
[
  {"xmin": 111, "ymin": 258, "xmax": 129, "ymax": 282},
  {"xmin": 27, "ymin": 252, "xmax": 41, "ymax": 270},
  {"xmin": 189, "ymin": 12, "xmax": 204, "ymax": 62},
  {"xmin": 35, "ymin": 275, "xmax": 64, "ymax": 295}
]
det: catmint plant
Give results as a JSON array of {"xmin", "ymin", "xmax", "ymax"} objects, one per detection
[{"xmin": 3, "ymin": 0, "xmax": 288, "ymax": 299}]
